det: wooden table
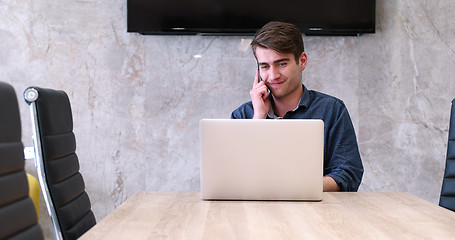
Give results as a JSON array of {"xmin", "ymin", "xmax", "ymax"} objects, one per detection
[{"xmin": 80, "ymin": 192, "xmax": 455, "ymax": 239}]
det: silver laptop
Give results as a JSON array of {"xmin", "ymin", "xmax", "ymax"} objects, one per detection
[{"xmin": 200, "ymin": 119, "xmax": 324, "ymax": 201}]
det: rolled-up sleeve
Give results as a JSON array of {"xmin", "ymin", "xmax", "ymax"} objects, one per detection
[{"xmin": 324, "ymin": 103, "xmax": 363, "ymax": 191}]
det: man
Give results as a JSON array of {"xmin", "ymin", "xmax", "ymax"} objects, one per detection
[{"xmin": 231, "ymin": 21, "xmax": 363, "ymax": 192}]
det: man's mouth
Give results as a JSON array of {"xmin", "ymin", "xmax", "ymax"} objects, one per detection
[{"xmin": 268, "ymin": 80, "xmax": 285, "ymax": 87}]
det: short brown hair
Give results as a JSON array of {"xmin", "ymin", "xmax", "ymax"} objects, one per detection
[{"xmin": 251, "ymin": 21, "xmax": 305, "ymax": 63}]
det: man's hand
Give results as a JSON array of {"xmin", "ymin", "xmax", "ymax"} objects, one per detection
[
  {"xmin": 323, "ymin": 176, "xmax": 340, "ymax": 192},
  {"xmin": 250, "ymin": 70, "xmax": 270, "ymax": 119}
]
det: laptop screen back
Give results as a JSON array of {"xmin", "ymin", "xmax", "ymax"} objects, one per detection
[{"xmin": 200, "ymin": 119, "xmax": 324, "ymax": 201}]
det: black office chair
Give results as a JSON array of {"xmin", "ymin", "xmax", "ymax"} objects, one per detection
[
  {"xmin": 0, "ymin": 82, "xmax": 44, "ymax": 240},
  {"xmin": 24, "ymin": 87, "xmax": 96, "ymax": 240},
  {"xmin": 440, "ymin": 98, "xmax": 455, "ymax": 211}
]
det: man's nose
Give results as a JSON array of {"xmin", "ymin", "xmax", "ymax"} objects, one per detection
[{"xmin": 269, "ymin": 67, "xmax": 281, "ymax": 80}]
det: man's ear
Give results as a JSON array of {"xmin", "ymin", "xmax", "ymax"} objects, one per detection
[{"xmin": 299, "ymin": 52, "xmax": 307, "ymax": 71}]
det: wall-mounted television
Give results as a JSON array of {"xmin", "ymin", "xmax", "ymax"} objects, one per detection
[{"xmin": 127, "ymin": 0, "xmax": 375, "ymax": 36}]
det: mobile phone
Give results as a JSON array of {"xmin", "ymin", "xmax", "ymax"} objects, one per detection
[
  {"xmin": 257, "ymin": 64, "xmax": 263, "ymax": 82},
  {"xmin": 257, "ymin": 64, "xmax": 270, "ymax": 94}
]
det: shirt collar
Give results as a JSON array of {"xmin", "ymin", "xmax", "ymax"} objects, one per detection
[{"xmin": 267, "ymin": 84, "xmax": 310, "ymax": 119}]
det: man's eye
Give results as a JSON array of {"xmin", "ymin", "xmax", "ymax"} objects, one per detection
[
  {"xmin": 278, "ymin": 62, "xmax": 287, "ymax": 67},
  {"xmin": 260, "ymin": 65, "xmax": 269, "ymax": 70}
]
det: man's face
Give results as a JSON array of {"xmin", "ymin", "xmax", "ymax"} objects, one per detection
[{"xmin": 256, "ymin": 47, "xmax": 307, "ymax": 100}]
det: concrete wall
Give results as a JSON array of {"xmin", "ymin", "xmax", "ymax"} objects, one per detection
[{"xmin": 1, "ymin": 0, "xmax": 455, "ymax": 238}]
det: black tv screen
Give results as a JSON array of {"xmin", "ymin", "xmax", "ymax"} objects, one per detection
[{"xmin": 127, "ymin": 0, "xmax": 375, "ymax": 36}]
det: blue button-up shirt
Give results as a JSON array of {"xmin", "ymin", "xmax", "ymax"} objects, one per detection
[{"xmin": 231, "ymin": 85, "xmax": 363, "ymax": 191}]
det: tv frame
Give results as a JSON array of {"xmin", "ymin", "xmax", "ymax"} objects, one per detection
[{"xmin": 127, "ymin": 0, "xmax": 376, "ymax": 36}]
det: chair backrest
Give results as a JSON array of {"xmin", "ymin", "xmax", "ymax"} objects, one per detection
[
  {"xmin": 440, "ymin": 98, "xmax": 455, "ymax": 211},
  {"xmin": 0, "ymin": 82, "xmax": 44, "ymax": 240},
  {"xmin": 24, "ymin": 87, "xmax": 96, "ymax": 240}
]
